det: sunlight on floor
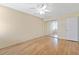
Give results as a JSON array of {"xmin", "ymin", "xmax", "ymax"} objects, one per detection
[{"xmin": 50, "ymin": 34, "xmax": 59, "ymax": 47}]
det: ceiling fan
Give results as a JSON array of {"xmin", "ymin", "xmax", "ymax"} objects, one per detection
[{"xmin": 30, "ymin": 3, "xmax": 50, "ymax": 15}]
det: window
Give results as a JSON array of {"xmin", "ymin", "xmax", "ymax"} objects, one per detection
[
  {"xmin": 51, "ymin": 20, "xmax": 58, "ymax": 31},
  {"xmin": 50, "ymin": 20, "xmax": 59, "ymax": 46}
]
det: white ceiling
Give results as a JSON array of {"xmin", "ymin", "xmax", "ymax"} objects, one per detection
[{"xmin": 1, "ymin": 3, "xmax": 79, "ymax": 21}]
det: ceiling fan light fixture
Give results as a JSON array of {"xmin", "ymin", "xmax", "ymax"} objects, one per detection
[{"xmin": 40, "ymin": 11, "xmax": 45, "ymax": 15}]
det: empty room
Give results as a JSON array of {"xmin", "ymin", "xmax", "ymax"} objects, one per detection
[{"xmin": 0, "ymin": 3, "xmax": 79, "ymax": 55}]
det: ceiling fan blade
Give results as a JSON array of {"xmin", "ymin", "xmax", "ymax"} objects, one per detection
[
  {"xmin": 42, "ymin": 5, "xmax": 47, "ymax": 9},
  {"xmin": 45, "ymin": 9, "xmax": 50, "ymax": 12}
]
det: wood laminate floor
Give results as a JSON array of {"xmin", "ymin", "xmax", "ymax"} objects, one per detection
[{"xmin": 0, "ymin": 35, "xmax": 79, "ymax": 55}]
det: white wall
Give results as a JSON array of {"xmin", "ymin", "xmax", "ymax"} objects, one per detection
[{"xmin": 0, "ymin": 6, "xmax": 46, "ymax": 49}]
